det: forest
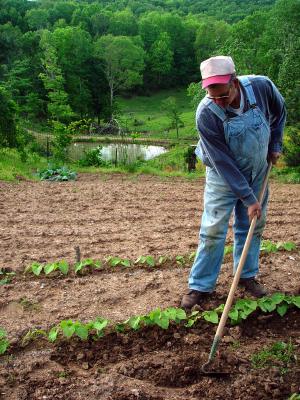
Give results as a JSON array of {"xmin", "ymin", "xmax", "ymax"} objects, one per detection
[{"xmin": 0, "ymin": 0, "xmax": 299, "ymax": 131}]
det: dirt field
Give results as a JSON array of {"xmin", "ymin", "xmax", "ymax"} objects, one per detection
[{"xmin": 0, "ymin": 173, "xmax": 299, "ymax": 400}]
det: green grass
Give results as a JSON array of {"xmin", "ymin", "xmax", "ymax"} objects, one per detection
[
  {"xmin": 251, "ymin": 340, "xmax": 296, "ymax": 374},
  {"xmin": 271, "ymin": 165, "xmax": 300, "ymax": 184},
  {"xmin": 117, "ymin": 87, "xmax": 198, "ymax": 141},
  {"xmin": 0, "ymin": 148, "xmax": 47, "ymax": 181}
]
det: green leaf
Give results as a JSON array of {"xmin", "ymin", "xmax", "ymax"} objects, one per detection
[
  {"xmin": 58, "ymin": 260, "xmax": 69, "ymax": 275},
  {"xmin": 115, "ymin": 323, "xmax": 125, "ymax": 333},
  {"xmin": 282, "ymin": 241, "xmax": 296, "ymax": 251},
  {"xmin": 121, "ymin": 259, "xmax": 131, "ymax": 268},
  {"xmin": 0, "ymin": 329, "xmax": 7, "ymax": 340},
  {"xmin": 93, "ymin": 318, "xmax": 109, "ymax": 332},
  {"xmin": 110, "ymin": 257, "xmax": 122, "ymax": 267},
  {"xmin": 74, "ymin": 261, "xmax": 84, "ymax": 274},
  {"xmin": 31, "ymin": 262, "xmax": 44, "ymax": 276},
  {"xmin": 228, "ymin": 308, "xmax": 239, "ymax": 322},
  {"xmin": 175, "ymin": 255, "xmax": 185, "ymax": 265},
  {"xmin": 276, "ymin": 302, "xmax": 288, "ymax": 317},
  {"xmin": 224, "ymin": 245, "xmax": 233, "ymax": 255},
  {"xmin": 215, "ymin": 304, "xmax": 225, "ymax": 314},
  {"xmin": 291, "ymin": 296, "xmax": 300, "ymax": 308},
  {"xmin": 0, "ymin": 278, "xmax": 10, "ymax": 285},
  {"xmin": 188, "ymin": 252, "xmax": 196, "ymax": 261},
  {"xmin": 74, "ymin": 323, "xmax": 89, "ymax": 340},
  {"xmin": 44, "ymin": 263, "xmax": 57, "ymax": 275},
  {"xmin": 126, "ymin": 316, "xmax": 141, "ymax": 330},
  {"xmin": 146, "ymin": 256, "xmax": 155, "ymax": 267},
  {"xmin": 203, "ymin": 310, "xmax": 219, "ymax": 324},
  {"xmin": 269, "ymin": 292, "xmax": 285, "ymax": 304},
  {"xmin": 60, "ymin": 320, "xmax": 75, "ymax": 338},
  {"xmin": 0, "ymin": 339, "xmax": 9, "ymax": 355},
  {"xmin": 155, "ymin": 314, "xmax": 169, "ymax": 329},
  {"xmin": 48, "ymin": 327, "xmax": 59, "ymax": 342},
  {"xmin": 135, "ymin": 256, "xmax": 146, "ymax": 264},
  {"xmin": 258, "ymin": 298, "xmax": 277, "ymax": 312}
]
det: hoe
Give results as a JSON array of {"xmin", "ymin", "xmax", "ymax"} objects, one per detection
[{"xmin": 201, "ymin": 162, "xmax": 272, "ymax": 377}]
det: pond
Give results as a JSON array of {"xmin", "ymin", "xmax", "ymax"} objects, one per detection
[{"xmin": 69, "ymin": 142, "xmax": 168, "ymax": 164}]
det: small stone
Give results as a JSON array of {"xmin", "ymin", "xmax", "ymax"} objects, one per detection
[
  {"xmin": 76, "ymin": 352, "xmax": 84, "ymax": 361},
  {"xmin": 166, "ymin": 341, "xmax": 172, "ymax": 347},
  {"xmin": 184, "ymin": 334, "xmax": 201, "ymax": 345},
  {"xmin": 173, "ymin": 332, "xmax": 181, "ymax": 339},
  {"xmin": 223, "ymin": 335, "xmax": 235, "ymax": 344},
  {"xmin": 82, "ymin": 362, "xmax": 89, "ymax": 370},
  {"xmin": 290, "ymin": 384, "xmax": 299, "ymax": 394},
  {"xmin": 273, "ymin": 389, "xmax": 281, "ymax": 397}
]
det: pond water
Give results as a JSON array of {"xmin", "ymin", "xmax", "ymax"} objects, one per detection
[{"xmin": 69, "ymin": 142, "xmax": 167, "ymax": 164}]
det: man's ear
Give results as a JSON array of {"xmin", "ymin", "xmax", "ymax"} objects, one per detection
[{"xmin": 233, "ymin": 78, "xmax": 240, "ymax": 89}]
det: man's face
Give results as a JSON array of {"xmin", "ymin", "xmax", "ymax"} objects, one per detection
[{"xmin": 206, "ymin": 80, "xmax": 238, "ymax": 108}]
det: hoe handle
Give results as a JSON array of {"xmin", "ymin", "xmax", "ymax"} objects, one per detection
[{"xmin": 207, "ymin": 162, "xmax": 272, "ymax": 362}]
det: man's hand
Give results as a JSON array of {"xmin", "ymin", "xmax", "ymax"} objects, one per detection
[
  {"xmin": 248, "ymin": 201, "xmax": 262, "ymax": 222},
  {"xmin": 268, "ymin": 152, "xmax": 281, "ymax": 165}
]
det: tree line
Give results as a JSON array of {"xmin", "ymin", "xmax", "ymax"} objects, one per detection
[{"xmin": 0, "ymin": 0, "xmax": 299, "ymax": 129}]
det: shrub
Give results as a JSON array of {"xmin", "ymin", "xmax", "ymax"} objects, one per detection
[
  {"xmin": 283, "ymin": 126, "xmax": 300, "ymax": 167},
  {"xmin": 52, "ymin": 121, "xmax": 72, "ymax": 162},
  {"xmin": 67, "ymin": 119, "xmax": 92, "ymax": 136},
  {"xmin": 38, "ymin": 166, "xmax": 77, "ymax": 181},
  {"xmin": 78, "ymin": 146, "xmax": 108, "ymax": 167}
]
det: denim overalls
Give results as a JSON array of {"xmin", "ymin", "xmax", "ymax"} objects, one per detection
[{"xmin": 189, "ymin": 76, "xmax": 270, "ymax": 292}]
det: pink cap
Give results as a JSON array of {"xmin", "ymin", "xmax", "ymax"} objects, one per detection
[
  {"xmin": 200, "ymin": 56, "xmax": 235, "ymax": 88},
  {"xmin": 201, "ymin": 74, "xmax": 232, "ymax": 89}
]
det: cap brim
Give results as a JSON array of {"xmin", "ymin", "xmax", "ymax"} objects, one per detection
[{"xmin": 202, "ymin": 74, "xmax": 232, "ymax": 89}]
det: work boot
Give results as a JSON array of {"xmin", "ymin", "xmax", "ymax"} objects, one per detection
[
  {"xmin": 239, "ymin": 277, "xmax": 268, "ymax": 298},
  {"xmin": 181, "ymin": 289, "xmax": 211, "ymax": 309}
]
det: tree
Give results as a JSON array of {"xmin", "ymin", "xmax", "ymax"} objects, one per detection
[
  {"xmin": 25, "ymin": 8, "xmax": 49, "ymax": 30},
  {"xmin": 0, "ymin": 86, "xmax": 17, "ymax": 148},
  {"xmin": 148, "ymin": 32, "xmax": 173, "ymax": 85},
  {"xmin": 162, "ymin": 96, "xmax": 183, "ymax": 139},
  {"xmin": 51, "ymin": 27, "xmax": 93, "ymax": 117},
  {"xmin": 109, "ymin": 9, "xmax": 138, "ymax": 36},
  {"xmin": 39, "ymin": 32, "xmax": 74, "ymax": 122},
  {"xmin": 94, "ymin": 34, "xmax": 145, "ymax": 120}
]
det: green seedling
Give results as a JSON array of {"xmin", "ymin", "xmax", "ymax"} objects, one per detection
[
  {"xmin": 229, "ymin": 298, "xmax": 258, "ymax": 325},
  {"xmin": 25, "ymin": 261, "xmax": 69, "ymax": 276},
  {"xmin": 106, "ymin": 256, "xmax": 131, "ymax": 268},
  {"xmin": 135, "ymin": 255, "xmax": 155, "ymax": 267},
  {"xmin": 74, "ymin": 258, "xmax": 102, "ymax": 274},
  {"xmin": 175, "ymin": 255, "xmax": 185, "ymax": 266},
  {"xmin": 19, "ymin": 297, "xmax": 40, "ymax": 311},
  {"xmin": 289, "ymin": 394, "xmax": 300, "ymax": 400},
  {"xmin": 21, "ymin": 329, "xmax": 46, "ymax": 346},
  {"xmin": 230, "ymin": 340, "xmax": 241, "ymax": 349},
  {"xmin": 0, "ymin": 269, "xmax": 15, "ymax": 285},
  {"xmin": 158, "ymin": 255, "xmax": 170, "ymax": 265},
  {"xmin": 224, "ymin": 245, "xmax": 234, "ymax": 256},
  {"xmin": 25, "ymin": 262, "xmax": 44, "ymax": 276},
  {"xmin": 48, "ymin": 317, "xmax": 109, "ymax": 342},
  {"xmin": 0, "ymin": 328, "xmax": 9, "ymax": 355},
  {"xmin": 260, "ymin": 240, "xmax": 297, "ymax": 253},
  {"xmin": 251, "ymin": 340, "xmax": 296, "ymax": 373},
  {"xmin": 188, "ymin": 252, "xmax": 196, "ymax": 261},
  {"xmin": 44, "ymin": 260, "xmax": 69, "ymax": 275},
  {"xmin": 57, "ymin": 370, "xmax": 69, "ymax": 379}
]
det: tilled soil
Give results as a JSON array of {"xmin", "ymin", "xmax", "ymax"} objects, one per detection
[{"xmin": 0, "ymin": 173, "xmax": 299, "ymax": 399}]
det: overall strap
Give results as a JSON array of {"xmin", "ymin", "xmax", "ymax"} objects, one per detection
[
  {"xmin": 238, "ymin": 76, "xmax": 257, "ymax": 107},
  {"xmin": 203, "ymin": 96, "xmax": 228, "ymax": 122}
]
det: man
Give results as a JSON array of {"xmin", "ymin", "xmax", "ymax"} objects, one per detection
[{"xmin": 181, "ymin": 56, "xmax": 286, "ymax": 309}]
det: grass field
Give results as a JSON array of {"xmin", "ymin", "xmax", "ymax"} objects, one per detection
[{"xmin": 117, "ymin": 87, "xmax": 198, "ymax": 141}]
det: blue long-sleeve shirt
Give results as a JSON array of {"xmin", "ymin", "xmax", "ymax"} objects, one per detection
[{"xmin": 196, "ymin": 75, "xmax": 286, "ymax": 206}]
